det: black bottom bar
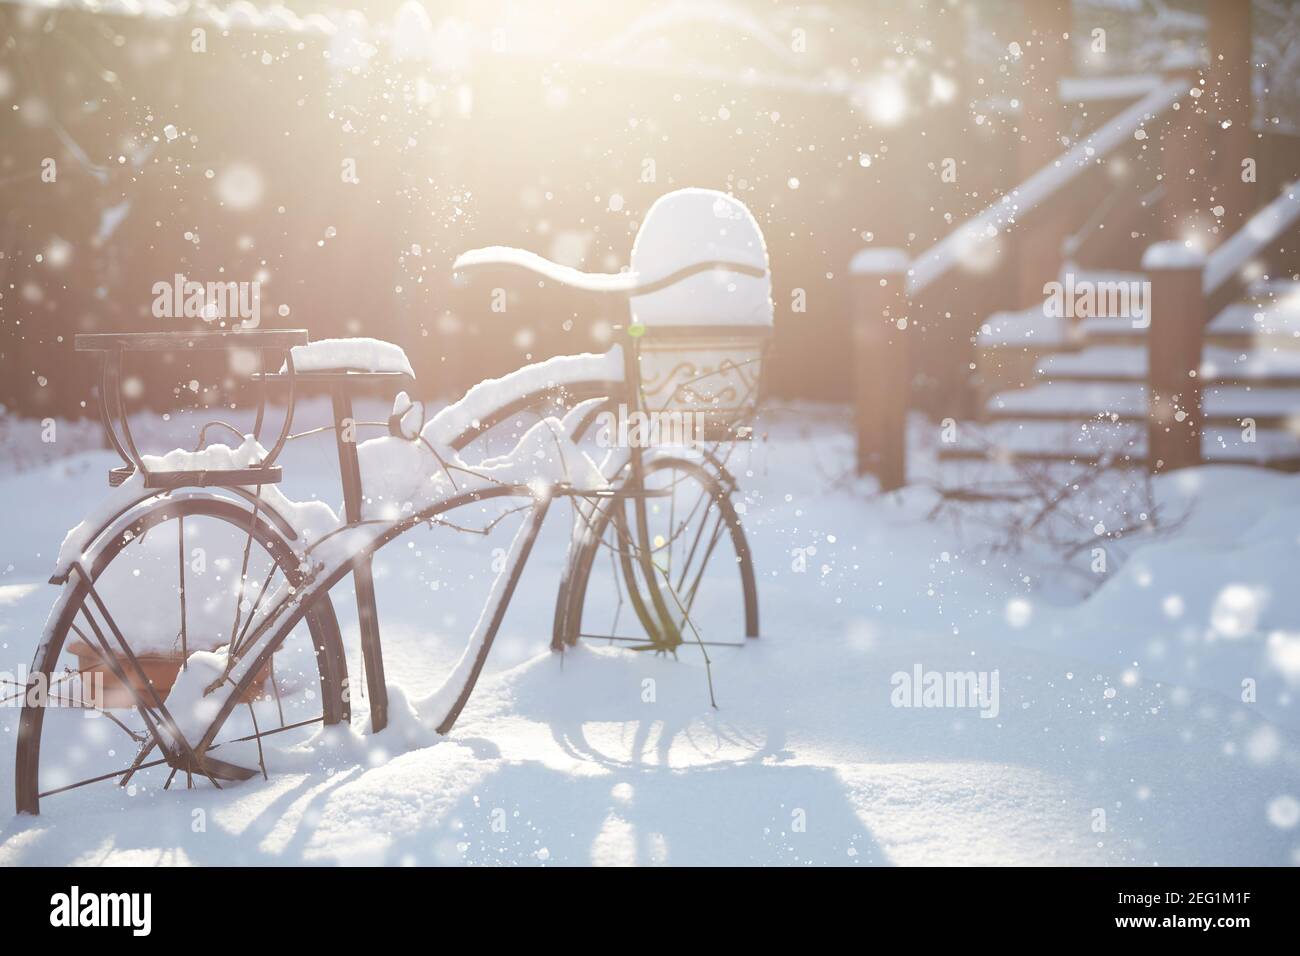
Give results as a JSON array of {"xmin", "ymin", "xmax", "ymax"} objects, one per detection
[{"xmin": 11, "ymin": 866, "xmax": 1292, "ymax": 940}]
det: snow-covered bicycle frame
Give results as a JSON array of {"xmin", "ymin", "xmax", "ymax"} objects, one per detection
[{"xmin": 15, "ymin": 188, "xmax": 771, "ymax": 814}]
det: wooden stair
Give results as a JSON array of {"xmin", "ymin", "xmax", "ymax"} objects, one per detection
[{"xmin": 946, "ymin": 276, "xmax": 1300, "ymax": 471}]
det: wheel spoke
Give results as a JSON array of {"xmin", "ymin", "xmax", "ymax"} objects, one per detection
[
  {"xmin": 226, "ymin": 496, "xmax": 265, "ymax": 653},
  {"xmin": 38, "ymin": 754, "xmax": 174, "ymax": 799},
  {"xmin": 666, "ymin": 473, "xmax": 677, "ymax": 580},
  {"xmin": 577, "ymin": 632, "xmax": 743, "ymax": 648},
  {"xmin": 269, "ymin": 654, "xmax": 287, "ymax": 728},
  {"xmin": 79, "ymin": 581, "xmax": 228, "ymax": 793},
  {"xmin": 675, "ymin": 490, "xmax": 719, "ymax": 594},
  {"xmin": 119, "ymin": 739, "xmax": 159, "ymax": 789},
  {"xmin": 0, "ymin": 669, "xmax": 86, "ymax": 708},
  {"xmin": 36, "ymin": 716, "xmax": 324, "ymax": 800},
  {"xmin": 231, "ymin": 560, "xmax": 281, "ymax": 659},
  {"xmin": 246, "ymin": 702, "xmax": 269, "ymax": 781},
  {"xmin": 71, "ymin": 579, "xmax": 172, "ymax": 752},
  {"xmin": 682, "ymin": 511, "xmax": 727, "ymax": 612}
]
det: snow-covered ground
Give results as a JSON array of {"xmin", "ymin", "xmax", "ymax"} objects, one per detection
[{"xmin": 0, "ymin": 403, "xmax": 1297, "ymax": 865}]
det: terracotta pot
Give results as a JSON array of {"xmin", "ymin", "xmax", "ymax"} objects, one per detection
[{"xmin": 68, "ymin": 642, "xmax": 269, "ymax": 709}]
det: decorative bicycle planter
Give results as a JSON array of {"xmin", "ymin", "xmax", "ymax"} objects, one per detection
[
  {"xmin": 14, "ymin": 187, "xmax": 770, "ymax": 814},
  {"xmin": 67, "ymin": 643, "xmax": 271, "ymax": 709}
]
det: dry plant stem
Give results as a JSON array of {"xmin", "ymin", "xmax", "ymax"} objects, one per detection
[
  {"xmin": 919, "ymin": 435, "xmax": 1188, "ymax": 585},
  {"xmin": 655, "ymin": 564, "xmax": 718, "ymax": 710}
]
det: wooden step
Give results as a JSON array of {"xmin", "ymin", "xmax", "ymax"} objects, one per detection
[
  {"xmin": 978, "ymin": 270, "xmax": 1151, "ymax": 349},
  {"xmin": 986, "ymin": 380, "xmax": 1300, "ymax": 428},
  {"xmin": 1076, "ymin": 315, "xmax": 1148, "ymax": 346},
  {"xmin": 939, "ymin": 419, "xmax": 1145, "ymax": 466},
  {"xmin": 1244, "ymin": 278, "xmax": 1300, "ymax": 300},
  {"xmin": 977, "ymin": 305, "xmax": 1069, "ymax": 349},
  {"xmin": 1036, "ymin": 344, "xmax": 1300, "ymax": 387},
  {"xmin": 988, "ymin": 381, "xmax": 1144, "ymax": 420},
  {"xmin": 1206, "ymin": 296, "xmax": 1300, "ymax": 351},
  {"xmin": 1201, "ymin": 347, "xmax": 1300, "ymax": 385},
  {"xmin": 1035, "ymin": 346, "xmax": 1145, "ymax": 382},
  {"xmin": 938, "ymin": 419, "xmax": 1300, "ymax": 470},
  {"xmin": 1067, "ymin": 281, "xmax": 1300, "ymax": 349}
]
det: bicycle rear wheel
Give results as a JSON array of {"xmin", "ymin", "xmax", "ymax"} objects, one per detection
[{"xmin": 14, "ymin": 497, "xmax": 348, "ymax": 815}]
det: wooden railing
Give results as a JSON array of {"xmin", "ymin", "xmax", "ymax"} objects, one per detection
[
  {"xmin": 904, "ymin": 79, "xmax": 1186, "ymax": 297},
  {"xmin": 1144, "ymin": 181, "xmax": 1300, "ymax": 472},
  {"xmin": 849, "ymin": 76, "xmax": 1190, "ymax": 490},
  {"xmin": 1203, "ymin": 183, "xmax": 1300, "ymax": 307}
]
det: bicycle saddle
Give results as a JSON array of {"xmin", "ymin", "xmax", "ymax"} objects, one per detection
[{"xmin": 454, "ymin": 188, "xmax": 772, "ymax": 328}]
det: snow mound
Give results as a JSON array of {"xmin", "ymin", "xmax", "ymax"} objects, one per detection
[{"xmin": 1055, "ymin": 467, "xmax": 1300, "ymax": 727}]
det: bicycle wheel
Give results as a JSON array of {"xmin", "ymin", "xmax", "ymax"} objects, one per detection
[
  {"xmin": 15, "ymin": 496, "xmax": 348, "ymax": 815},
  {"xmin": 554, "ymin": 454, "xmax": 759, "ymax": 652}
]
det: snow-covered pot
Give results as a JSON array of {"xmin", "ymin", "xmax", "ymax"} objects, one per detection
[
  {"xmin": 628, "ymin": 189, "xmax": 772, "ymax": 438},
  {"xmin": 69, "ymin": 642, "xmax": 268, "ymax": 709}
]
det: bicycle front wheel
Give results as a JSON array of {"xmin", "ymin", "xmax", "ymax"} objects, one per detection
[{"xmin": 554, "ymin": 455, "xmax": 759, "ymax": 653}]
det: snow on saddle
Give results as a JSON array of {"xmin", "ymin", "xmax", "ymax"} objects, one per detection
[{"xmin": 283, "ymin": 337, "xmax": 415, "ymax": 377}]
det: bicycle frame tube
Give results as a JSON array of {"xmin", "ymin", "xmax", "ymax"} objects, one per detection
[
  {"xmin": 620, "ymin": 334, "xmax": 685, "ymax": 649},
  {"xmin": 328, "ymin": 383, "xmax": 390, "ymax": 731},
  {"xmin": 191, "ymin": 484, "xmax": 551, "ymax": 754}
]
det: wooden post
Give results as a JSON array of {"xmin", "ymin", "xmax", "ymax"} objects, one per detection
[
  {"xmin": 1206, "ymin": 0, "xmax": 1254, "ymax": 233},
  {"xmin": 1017, "ymin": 0, "xmax": 1072, "ymax": 177},
  {"xmin": 850, "ymin": 249, "xmax": 910, "ymax": 491},
  {"xmin": 1015, "ymin": 0, "xmax": 1074, "ymax": 308},
  {"xmin": 1142, "ymin": 241, "xmax": 1206, "ymax": 472},
  {"xmin": 1159, "ymin": 57, "xmax": 1204, "ymax": 241}
]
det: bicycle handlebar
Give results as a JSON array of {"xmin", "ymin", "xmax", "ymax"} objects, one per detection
[{"xmin": 452, "ymin": 247, "xmax": 765, "ymax": 298}]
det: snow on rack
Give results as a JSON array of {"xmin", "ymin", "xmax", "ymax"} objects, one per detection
[{"xmin": 53, "ymin": 437, "xmax": 341, "ymax": 577}]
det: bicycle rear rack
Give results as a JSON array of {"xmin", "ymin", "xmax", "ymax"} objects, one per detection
[{"xmin": 76, "ymin": 329, "xmax": 308, "ymax": 489}]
